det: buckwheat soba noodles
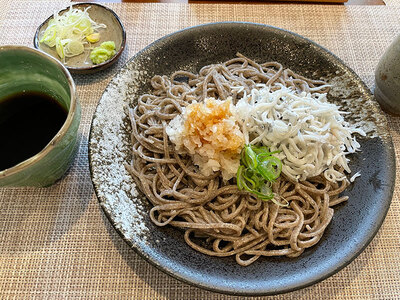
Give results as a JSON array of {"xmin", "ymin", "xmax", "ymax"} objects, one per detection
[{"xmin": 126, "ymin": 53, "xmax": 361, "ymax": 266}]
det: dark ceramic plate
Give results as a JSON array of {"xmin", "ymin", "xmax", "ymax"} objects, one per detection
[
  {"xmin": 33, "ymin": 3, "xmax": 126, "ymax": 74},
  {"xmin": 88, "ymin": 22, "xmax": 395, "ymax": 296}
]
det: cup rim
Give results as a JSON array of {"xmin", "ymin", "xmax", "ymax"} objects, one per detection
[{"xmin": 0, "ymin": 45, "xmax": 78, "ymax": 179}]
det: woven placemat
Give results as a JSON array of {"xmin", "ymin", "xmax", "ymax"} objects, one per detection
[{"xmin": 0, "ymin": 1, "xmax": 399, "ymax": 299}]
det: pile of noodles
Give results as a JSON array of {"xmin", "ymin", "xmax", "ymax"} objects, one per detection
[{"xmin": 126, "ymin": 53, "xmax": 350, "ymax": 266}]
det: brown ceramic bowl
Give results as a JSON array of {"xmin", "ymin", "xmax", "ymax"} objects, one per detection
[{"xmin": 33, "ymin": 3, "xmax": 126, "ymax": 74}]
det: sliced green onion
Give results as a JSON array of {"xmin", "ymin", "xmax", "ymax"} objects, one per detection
[
  {"xmin": 236, "ymin": 144, "xmax": 285, "ymax": 204},
  {"xmin": 39, "ymin": 6, "xmax": 106, "ymax": 61},
  {"xmin": 250, "ymin": 145, "xmax": 269, "ymax": 155},
  {"xmin": 236, "ymin": 165, "xmax": 245, "ymax": 190},
  {"xmin": 242, "ymin": 145, "xmax": 258, "ymax": 170},
  {"xmin": 256, "ymin": 156, "xmax": 282, "ymax": 181},
  {"xmin": 55, "ymin": 37, "xmax": 65, "ymax": 59},
  {"xmin": 260, "ymin": 182, "xmax": 273, "ymax": 198}
]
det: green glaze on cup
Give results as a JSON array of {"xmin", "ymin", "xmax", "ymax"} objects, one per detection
[{"xmin": 0, "ymin": 46, "xmax": 81, "ymax": 187}]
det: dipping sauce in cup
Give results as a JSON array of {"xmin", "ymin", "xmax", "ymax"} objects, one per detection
[{"xmin": 0, "ymin": 46, "xmax": 81, "ymax": 187}]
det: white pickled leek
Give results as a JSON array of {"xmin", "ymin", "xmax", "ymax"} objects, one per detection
[{"xmin": 39, "ymin": 6, "xmax": 106, "ymax": 61}]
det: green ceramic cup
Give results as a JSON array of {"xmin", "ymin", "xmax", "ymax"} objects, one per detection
[{"xmin": 0, "ymin": 45, "xmax": 81, "ymax": 187}]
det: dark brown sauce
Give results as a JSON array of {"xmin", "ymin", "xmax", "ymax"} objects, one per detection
[{"xmin": 0, "ymin": 91, "xmax": 68, "ymax": 171}]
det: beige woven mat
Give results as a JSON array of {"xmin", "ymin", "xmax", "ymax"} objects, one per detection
[{"xmin": 1, "ymin": 1, "xmax": 399, "ymax": 299}]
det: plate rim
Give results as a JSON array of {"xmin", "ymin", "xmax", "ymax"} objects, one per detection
[{"xmin": 88, "ymin": 21, "xmax": 396, "ymax": 296}]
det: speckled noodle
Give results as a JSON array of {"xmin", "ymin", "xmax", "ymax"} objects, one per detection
[{"xmin": 88, "ymin": 22, "xmax": 396, "ymax": 296}]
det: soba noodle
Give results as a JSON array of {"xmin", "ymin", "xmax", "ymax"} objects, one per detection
[{"xmin": 126, "ymin": 53, "xmax": 350, "ymax": 266}]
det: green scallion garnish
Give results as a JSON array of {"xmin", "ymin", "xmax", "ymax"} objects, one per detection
[{"xmin": 236, "ymin": 144, "xmax": 283, "ymax": 202}]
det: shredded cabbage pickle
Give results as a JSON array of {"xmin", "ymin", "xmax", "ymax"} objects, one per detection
[{"xmin": 39, "ymin": 6, "xmax": 106, "ymax": 61}]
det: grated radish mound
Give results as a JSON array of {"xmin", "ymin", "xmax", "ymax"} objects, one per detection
[{"xmin": 166, "ymin": 98, "xmax": 244, "ymax": 180}]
